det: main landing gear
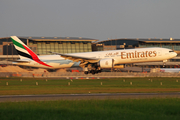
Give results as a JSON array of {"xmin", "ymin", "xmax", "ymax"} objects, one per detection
[
  {"xmin": 84, "ymin": 66, "xmax": 102, "ymax": 75},
  {"xmin": 84, "ymin": 69, "xmax": 102, "ymax": 75}
]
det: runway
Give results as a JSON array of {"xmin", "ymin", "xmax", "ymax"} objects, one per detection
[{"xmin": 0, "ymin": 93, "xmax": 180, "ymax": 102}]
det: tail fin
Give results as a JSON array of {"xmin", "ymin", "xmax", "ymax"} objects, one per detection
[
  {"xmin": 11, "ymin": 36, "xmax": 52, "ymax": 67},
  {"xmin": 11, "ymin": 36, "xmax": 37, "ymax": 60}
]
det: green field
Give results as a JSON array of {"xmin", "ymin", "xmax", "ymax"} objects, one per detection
[
  {"xmin": 0, "ymin": 98, "xmax": 180, "ymax": 120},
  {"xmin": 1, "ymin": 77, "xmax": 180, "ymax": 120},
  {"xmin": 0, "ymin": 77, "xmax": 180, "ymax": 95}
]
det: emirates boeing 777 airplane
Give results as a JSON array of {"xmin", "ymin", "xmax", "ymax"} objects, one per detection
[{"xmin": 11, "ymin": 36, "xmax": 177, "ymax": 74}]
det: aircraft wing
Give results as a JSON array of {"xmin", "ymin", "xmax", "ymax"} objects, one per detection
[{"xmin": 50, "ymin": 52, "xmax": 99, "ymax": 65}]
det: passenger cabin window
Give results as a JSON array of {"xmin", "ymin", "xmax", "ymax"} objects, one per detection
[{"xmin": 169, "ymin": 51, "xmax": 174, "ymax": 53}]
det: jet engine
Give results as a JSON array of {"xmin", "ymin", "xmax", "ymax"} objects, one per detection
[{"xmin": 99, "ymin": 58, "xmax": 114, "ymax": 68}]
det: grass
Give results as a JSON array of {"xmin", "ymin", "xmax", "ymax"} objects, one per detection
[
  {"xmin": 0, "ymin": 98, "xmax": 180, "ymax": 120},
  {"xmin": 0, "ymin": 77, "xmax": 180, "ymax": 95},
  {"xmin": 0, "ymin": 78, "xmax": 180, "ymax": 120}
]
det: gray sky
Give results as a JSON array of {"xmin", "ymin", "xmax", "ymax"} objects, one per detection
[{"xmin": 1, "ymin": 0, "xmax": 180, "ymax": 41}]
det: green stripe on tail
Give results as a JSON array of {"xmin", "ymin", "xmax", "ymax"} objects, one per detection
[{"xmin": 11, "ymin": 38, "xmax": 26, "ymax": 50}]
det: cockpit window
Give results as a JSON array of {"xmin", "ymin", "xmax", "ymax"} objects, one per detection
[{"xmin": 169, "ymin": 51, "xmax": 174, "ymax": 53}]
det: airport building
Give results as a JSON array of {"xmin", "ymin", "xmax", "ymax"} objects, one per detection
[
  {"xmin": 1, "ymin": 36, "xmax": 180, "ymax": 69},
  {"xmin": 0, "ymin": 36, "xmax": 97, "ymax": 61},
  {"xmin": 93, "ymin": 38, "xmax": 180, "ymax": 69},
  {"xmin": 94, "ymin": 38, "xmax": 180, "ymax": 54}
]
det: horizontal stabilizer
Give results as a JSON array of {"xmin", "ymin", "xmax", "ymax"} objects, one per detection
[{"xmin": 13, "ymin": 60, "xmax": 30, "ymax": 63}]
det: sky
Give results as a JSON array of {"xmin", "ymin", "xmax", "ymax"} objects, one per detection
[{"xmin": 1, "ymin": 0, "xmax": 180, "ymax": 41}]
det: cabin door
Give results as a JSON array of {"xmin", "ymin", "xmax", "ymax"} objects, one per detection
[{"xmin": 158, "ymin": 50, "xmax": 162, "ymax": 56}]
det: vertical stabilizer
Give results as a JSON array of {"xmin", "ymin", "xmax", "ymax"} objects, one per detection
[
  {"xmin": 11, "ymin": 36, "xmax": 34, "ymax": 60},
  {"xmin": 11, "ymin": 36, "xmax": 52, "ymax": 67}
]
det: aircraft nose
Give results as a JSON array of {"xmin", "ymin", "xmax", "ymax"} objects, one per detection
[
  {"xmin": 175, "ymin": 52, "xmax": 177, "ymax": 56},
  {"xmin": 174, "ymin": 52, "xmax": 177, "ymax": 57}
]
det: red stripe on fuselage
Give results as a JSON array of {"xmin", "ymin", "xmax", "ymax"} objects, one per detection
[{"xmin": 23, "ymin": 45, "xmax": 52, "ymax": 67}]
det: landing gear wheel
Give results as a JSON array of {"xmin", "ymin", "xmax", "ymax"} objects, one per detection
[
  {"xmin": 91, "ymin": 70, "xmax": 95, "ymax": 74},
  {"xmin": 95, "ymin": 70, "xmax": 99, "ymax": 74},
  {"xmin": 84, "ymin": 71, "xmax": 88, "ymax": 74},
  {"xmin": 98, "ymin": 70, "xmax": 102, "ymax": 73}
]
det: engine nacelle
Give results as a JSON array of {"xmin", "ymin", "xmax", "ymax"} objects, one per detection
[{"xmin": 99, "ymin": 58, "xmax": 114, "ymax": 68}]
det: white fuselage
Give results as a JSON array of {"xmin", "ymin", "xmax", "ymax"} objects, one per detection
[{"xmin": 13, "ymin": 47, "xmax": 177, "ymax": 69}]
